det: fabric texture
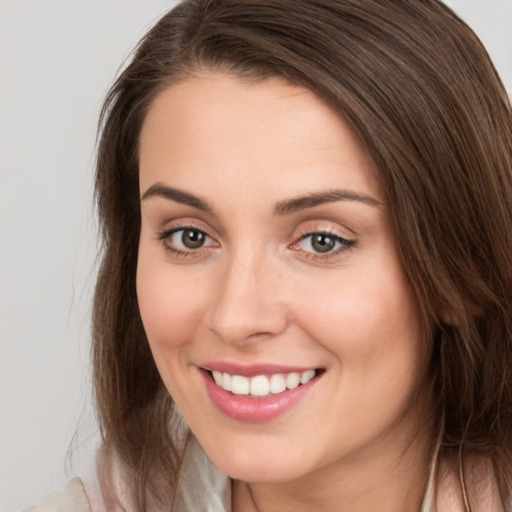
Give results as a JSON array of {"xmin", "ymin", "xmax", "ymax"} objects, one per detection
[
  {"xmin": 26, "ymin": 436, "xmax": 508, "ymax": 512},
  {"xmin": 25, "ymin": 478, "xmax": 91, "ymax": 512}
]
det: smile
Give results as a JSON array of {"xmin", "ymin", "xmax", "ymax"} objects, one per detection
[
  {"xmin": 200, "ymin": 364, "xmax": 324, "ymax": 421},
  {"xmin": 211, "ymin": 370, "xmax": 317, "ymax": 397}
]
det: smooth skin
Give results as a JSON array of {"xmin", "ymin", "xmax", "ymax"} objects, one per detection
[{"xmin": 137, "ymin": 72, "xmax": 434, "ymax": 512}]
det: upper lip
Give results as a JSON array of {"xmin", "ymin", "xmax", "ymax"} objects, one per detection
[{"xmin": 200, "ymin": 361, "xmax": 321, "ymax": 377}]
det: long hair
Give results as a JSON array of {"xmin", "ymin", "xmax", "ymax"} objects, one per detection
[{"xmin": 93, "ymin": 1, "xmax": 512, "ymax": 509}]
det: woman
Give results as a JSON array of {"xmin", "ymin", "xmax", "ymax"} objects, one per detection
[{"xmin": 29, "ymin": 0, "xmax": 512, "ymax": 510}]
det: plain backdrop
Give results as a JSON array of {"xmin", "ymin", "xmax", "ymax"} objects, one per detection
[{"xmin": 0, "ymin": 1, "xmax": 511, "ymax": 510}]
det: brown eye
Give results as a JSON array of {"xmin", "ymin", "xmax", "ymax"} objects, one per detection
[
  {"xmin": 311, "ymin": 234, "xmax": 336, "ymax": 253},
  {"xmin": 295, "ymin": 232, "xmax": 355, "ymax": 256},
  {"xmin": 161, "ymin": 227, "xmax": 215, "ymax": 253},
  {"xmin": 181, "ymin": 229, "xmax": 206, "ymax": 249}
]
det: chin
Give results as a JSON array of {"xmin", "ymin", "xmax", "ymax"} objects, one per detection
[
  {"xmin": 198, "ymin": 433, "xmax": 318, "ymax": 484},
  {"xmin": 217, "ymin": 457, "xmax": 308, "ymax": 484}
]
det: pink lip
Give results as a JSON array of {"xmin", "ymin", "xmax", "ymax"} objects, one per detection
[
  {"xmin": 200, "ymin": 367, "xmax": 321, "ymax": 422},
  {"xmin": 201, "ymin": 361, "xmax": 317, "ymax": 377}
]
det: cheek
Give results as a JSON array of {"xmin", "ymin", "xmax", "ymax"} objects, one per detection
[
  {"xmin": 136, "ymin": 254, "xmax": 208, "ymax": 354},
  {"xmin": 295, "ymin": 267, "xmax": 425, "ymax": 440},
  {"xmin": 290, "ymin": 260, "xmax": 422, "ymax": 376}
]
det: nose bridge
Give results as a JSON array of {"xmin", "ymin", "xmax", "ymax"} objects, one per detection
[{"xmin": 208, "ymin": 244, "xmax": 286, "ymax": 344}]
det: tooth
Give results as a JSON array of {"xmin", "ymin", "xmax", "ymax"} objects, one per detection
[
  {"xmin": 250, "ymin": 375, "xmax": 270, "ymax": 396},
  {"xmin": 286, "ymin": 372, "xmax": 300, "ymax": 389},
  {"xmin": 300, "ymin": 370, "xmax": 316, "ymax": 384},
  {"xmin": 212, "ymin": 371, "xmax": 223, "ymax": 386},
  {"xmin": 231, "ymin": 375, "xmax": 250, "ymax": 395},
  {"xmin": 270, "ymin": 374, "xmax": 286, "ymax": 394},
  {"xmin": 223, "ymin": 372, "xmax": 232, "ymax": 391},
  {"xmin": 215, "ymin": 370, "xmax": 316, "ymax": 395}
]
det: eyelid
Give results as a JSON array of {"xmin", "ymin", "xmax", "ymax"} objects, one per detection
[
  {"xmin": 157, "ymin": 219, "xmax": 220, "ymax": 258},
  {"xmin": 157, "ymin": 217, "xmax": 217, "ymax": 240},
  {"xmin": 288, "ymin": 222, "xmax": 357, "ymax": 259},
  {"xmin": 291, "ymin": 220, "xmax": 355, "ymax": 242},
  {"xmin": 159, "ymin": 227, "xmax": 215, "ymax": 246}
]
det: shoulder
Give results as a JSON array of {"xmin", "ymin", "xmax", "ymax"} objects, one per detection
[
  {"xmin": 436, "ymin": 453, "xmax": 507, "ymax": 512},
  {"xmin": 25, "ymin": 478, "xmax": 91, "ymax": 512}
]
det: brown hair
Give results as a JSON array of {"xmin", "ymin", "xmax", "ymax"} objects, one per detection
[{"xmin": 93, "ymin": 0, "xmax": 512, "ymax": 509}]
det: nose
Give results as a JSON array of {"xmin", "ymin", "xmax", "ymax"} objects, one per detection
[{"xmin": 207, "ymin": 249, "xmax": 288, "ymax": 345}]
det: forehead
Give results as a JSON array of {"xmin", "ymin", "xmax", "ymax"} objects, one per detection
[{"xmin": 139, "ymin": 72, "xmax": 380, "ymax": 202}]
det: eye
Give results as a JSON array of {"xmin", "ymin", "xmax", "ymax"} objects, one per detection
[
  {"xmin": 159, "ymin": 227, "xmax": 216, "ymax": 253},
  {"xmin": 294, "ymin": 232, "xmax": 355, "ymax": 255}
]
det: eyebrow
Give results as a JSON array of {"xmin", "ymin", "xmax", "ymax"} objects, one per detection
[
  {"xmin": 141, "ymin": 183, "xmax": 381, "ymax": 215},
  {"xmin": 273, "ymin": 189, "xmax": 382, "ymax": 215},
  {"xmin": 141, "ymin": 183, "xmax": 214, "ymax": 213}
]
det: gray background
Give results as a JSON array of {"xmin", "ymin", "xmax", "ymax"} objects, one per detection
[{"xmin": 0, "ymin": 1, "xmax": 511, "ymax": 510}]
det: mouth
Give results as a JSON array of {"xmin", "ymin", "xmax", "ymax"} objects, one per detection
[
  {"xmin": 206, "ymin": 368, "xmax": 323, "ymax": 398},
  {"xmin": 199, "ymin": 362, "xmax": 325, "ymax": 421},
  {"xmin": 200, "ymin": 365, "xmax": 324, "ymax": 421}
]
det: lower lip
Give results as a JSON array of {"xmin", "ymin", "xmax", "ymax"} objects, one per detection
[{"xmin": 201, "ymin": 370, "xmax": 320, "ymax": 422}]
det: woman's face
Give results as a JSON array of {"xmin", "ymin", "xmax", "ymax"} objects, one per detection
[{"xmin": 137, "ymin": 72, "xmax": 429, "ymax": 484}]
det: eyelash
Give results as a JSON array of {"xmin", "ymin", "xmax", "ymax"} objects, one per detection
[
  {"xmin": 157, "ymin": 226, "xmax": 356, "ymax": 260},
  {"xmin": 158, "ymin": 226, "xmax": 216, "ymax": 258},
  {"xmin": 292, "ymin": 230, "xmax": 356, "ymax": 260}
]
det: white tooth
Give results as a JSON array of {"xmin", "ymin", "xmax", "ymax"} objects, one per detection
[
  {"xmin": 223, "ymin": 372, "xmax": 232, "ymax": 392},
  {"xmin": 212, "ymin": 371, "xmax": 223, "ymax": 386},
  {"xmin": 270, "ymin": 374, "xmax": 286, "ymax": 394},
  {"xmin": 300, "ymin": 370, "xmax": 316, "ymax": 384},
  {"xmin": 250, "ymin": 375, "xmax": 270, "ymax": 397},
  {"xmin": 286, "ymin": 372, "xmax": 300, "ymax": 389},
  {"xmin": 231, "ymin": 375, "xmax": 250, "ymax": 395}
]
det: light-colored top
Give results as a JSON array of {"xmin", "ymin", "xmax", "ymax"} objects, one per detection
[{"xmin": 25, "ymin": 436, "xmax": 509, "ymax": 512}]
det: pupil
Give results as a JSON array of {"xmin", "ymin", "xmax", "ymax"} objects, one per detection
[
  {"xmin": 312, "ymin": 234, "xmax": 335, "ymax": 253},
  {"xmin": 182, "ymin": 229, "xmax": 205, "ymax": 249}
]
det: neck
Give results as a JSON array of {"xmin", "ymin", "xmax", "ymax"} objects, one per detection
[{"xmin": 232, "ymin": 413, "xmax": 435, "ymax": 512}]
